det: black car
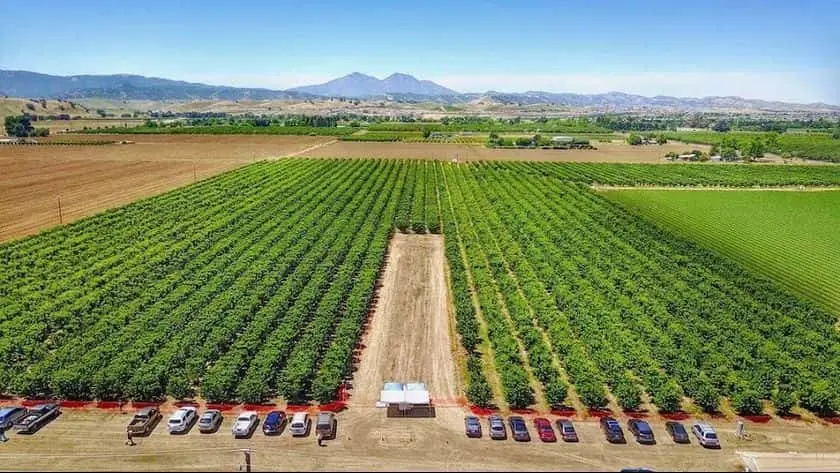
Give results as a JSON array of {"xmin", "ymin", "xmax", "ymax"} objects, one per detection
[
  {"xmin": 665, "ymin": 421, "xmax": 690, "ymax": 444},
  {"xmin": 600, "ymin": 416, "xmax": 626, "ymax": 443},
  {"xmin": 13, "ymin": 403, "xmax": 60, "ymax": 434},
  {"xmin": 627, "ymin": 419, "xmax": 655, "ymax": 444}
]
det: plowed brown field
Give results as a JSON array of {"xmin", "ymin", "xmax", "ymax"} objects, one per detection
[
  {"xmin": 0, "ymin": 135, "xmax": 334, "ymax": 241},
  {"xmin": 300, "ymin": 140, "xmax": 711, "ymax": 162}
]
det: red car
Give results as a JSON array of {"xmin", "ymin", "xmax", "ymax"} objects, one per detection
[{"xmin": 534, "ymin": 417, "xmax": 556, "ymax": 442}]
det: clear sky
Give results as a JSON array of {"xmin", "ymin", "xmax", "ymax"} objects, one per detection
[{"xmin": 1, "ymin": 0, "xmax": 838, "ymax": 103}]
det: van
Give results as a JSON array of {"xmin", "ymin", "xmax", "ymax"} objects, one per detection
[
  {"xmin": 315, "ymin": 412, "xmax": 335, "ymax": 439},
  {"xmin": 289, "ymin": 412, "xmax": 310, "ymax": 437},
  {"xmin": 0, "ymin": 407, "xmax": 28, "ymax": 429}
]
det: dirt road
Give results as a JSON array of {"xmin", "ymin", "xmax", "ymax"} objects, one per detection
[{"xmin": 352, "ymin": 234, "xmax": 459, "ymax": 405}]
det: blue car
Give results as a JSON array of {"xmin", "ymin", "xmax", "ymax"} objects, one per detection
[
  {"xmin": 262, "ymin": 410, "xmax": 287, "ymax": 435},
  {"xmin": 0, "ymin": 407, "xmax": 28, "ymax": 429}
]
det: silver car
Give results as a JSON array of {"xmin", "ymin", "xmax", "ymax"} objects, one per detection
[
  {"xmin": 488, "ymin": 414, "xmax": 507, "ymax": 440},
  {"xmin": 692, "ymin": 423, "xmax": 720, "ymax": 448},
  {"xmin": 197, "ymin": 410, "xmax": 223, "ymax": 433},
  {"xmin": 232, "ymin": 411, "xmax": 258, "ymax": 438}
]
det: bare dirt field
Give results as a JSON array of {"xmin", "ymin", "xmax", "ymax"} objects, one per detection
[
  {"xmin": 0, "ymin": 135, "xmax": 333, "ymax": 241},
  {"xmin": 300, "ymin": 140, "xmax": 711, "ymax": 163},
  {"xmin": 352, "ymin": 234, "xmax": 459, "ymax": 405}
]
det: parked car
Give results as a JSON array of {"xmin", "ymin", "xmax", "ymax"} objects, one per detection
[
  {"xmin": 315, "ymin": 412, "xmax": 336, "ymax": 440},
  {"xmin": 127, "ymin": 406, "xmax": 162, "ymax": 437},
  {"xmin": 508, "ymin": 415, "xmax": 531, "ymax": 442},
  {"xmin": 665, "ymin": 421, "xmax": 690, "ymax": 444},
  {"xmin": 534, "ymin": 417, "xmax": 556, "ymax": 442},
  {"xmin": 262, "ymin": 410, "xmax": 287, "ymax": 435},
  {"xmin": 197, "ymin": 410, "xmax": 223, "ymax": 434},
  {"xmin": 628, "ymin": 419, "xmax": 655, "ymax": 444},
  {"xmin": 488, "ymin": 414, "xmax": 506, "ymax": 440},
  {"xmin": 555, "ymin": 418, "xmax": 579, "ymax": 442},
  {"xmin": 0, "ymin": 407, "xmax": 28, "ymax": 430},
  {"xmin": 289, "ymin": 412, "xmax": 310, "ymax": 437},
  {"xmin": 692, "ymin": 423, "xmax": 720, "ymax": 448},
  {"xmin": 232, "ymin": 411, "xmax": 258, "ymax": 438},
  {"xmin": 13, "ymin": 404, "xmax": 59, "ymax": 434},
  {"xmin": 600, "ymin": 416, "xmax": 626, "ymax": 443},
  {"xmin": 167, "ymin": 407, "xmax": 197, "ymax": 434},
  {"xmin": 464, "ymin": 415, "xmax": 482, "ymax": 438}
]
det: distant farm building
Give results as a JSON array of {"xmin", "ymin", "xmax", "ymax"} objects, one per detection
[{"xmin": 552, "ymin": 135, "xmax": 574, "ymax": 143}]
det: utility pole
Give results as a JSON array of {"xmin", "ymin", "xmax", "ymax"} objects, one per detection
[
  {"xmin": 57, "ymin": 196, "xmax": 63, "ymax": 224},
  {"xmin": 236, "ymin": 448, "xmax": 253, "ymax": 472}
]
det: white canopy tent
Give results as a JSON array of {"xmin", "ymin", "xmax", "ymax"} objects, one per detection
[{"xmin": 378, "ymin": 381, "xmax": 431, "ymax": 411}]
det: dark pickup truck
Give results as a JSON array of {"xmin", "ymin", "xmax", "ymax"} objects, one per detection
[
  {"xmin": 127, "ymin": 406, "xmax": 162, "ymax": 436},
  {"xmin": 13, "ymin": 403, "xmax": 60, "ymax": 434}
]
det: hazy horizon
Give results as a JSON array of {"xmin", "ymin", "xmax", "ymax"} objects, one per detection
[{"xmin": 1, "ymin": 0, "xmax": 838, "ymax": 104}]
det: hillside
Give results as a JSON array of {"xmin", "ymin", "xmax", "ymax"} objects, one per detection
[
  {"xmin": 0, "ymin": 97, "xmax": 96, "ymax": 129},
  {"xmin": 0, "ymin": 70, "xmax": 312, "ymax": 101},
  {"xmin": 3, "ymin": 69, "xmax": 838, "ymax": 113}
]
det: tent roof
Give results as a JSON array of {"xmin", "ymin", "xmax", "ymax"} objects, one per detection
[
  {"xmin": 379, "ymin": 381, "xmax": 430, "ymax": 405},
  {"xmin": 383, "ymin": 382, "xmax": 405, "ymax": 391}
]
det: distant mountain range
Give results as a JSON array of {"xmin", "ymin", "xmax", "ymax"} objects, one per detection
[
  {"xmin": 288, "ymin": 72, "xmax": 458, "ymax": 97},
  {"xmin": 1, "ymin": 69, "xmax": 837, "ymax": 112},
  {"xmin": 0, "ymin": 70, "xmax": 308, "ymax": 101}
]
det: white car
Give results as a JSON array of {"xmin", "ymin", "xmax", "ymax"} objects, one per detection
[
  {"xmin": 289, "ymin": 412, "xmax": 310, "ymax": 437},
  {"xmin": 232, "ymin": 411, "xmax": 258, "ymax": 438},
  {"xmin": 167, "ymin": 407, "xmax": 197, "ymax": 434},
  {"xmin": 692, "ymin": 423, "xmax": 720, "ymax": 448}
]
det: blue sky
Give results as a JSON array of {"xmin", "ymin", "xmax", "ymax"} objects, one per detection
[{"xmin": 1, "ymin": 0, "xmax": 838, "ymax": 103}]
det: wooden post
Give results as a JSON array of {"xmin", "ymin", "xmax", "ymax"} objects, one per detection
[
  {"xmin": 58, "ymin": 197, "xmax": 63, "ymax": 224},
  {"xmin": 237, "ymin": 448, "xmax": 252, "ymax": 472}
]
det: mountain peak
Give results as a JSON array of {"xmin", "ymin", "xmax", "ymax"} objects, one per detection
[
  {"xmin": 289, "ymin": 72, "xmax": 457, "ymax": 97},
  {"xmin": 384, "ymin": 72, "xmax": 416, "ymax": 80}
]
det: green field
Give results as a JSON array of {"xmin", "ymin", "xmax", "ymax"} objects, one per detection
[
  {"xmin": 663, "ymin": 131, "xmax": 840, "ymax": 163},
  {"xmin": 603, "ymin": 189, "xmax": 840, "ymax": 315},
  {"xmin": 2, "ymin": 161, "xmax": 839, "ymax": 415}
]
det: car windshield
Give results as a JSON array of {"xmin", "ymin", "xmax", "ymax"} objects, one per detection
[
  {"xmin": 563, "ymin": 425, "xmax": 574, "ymax": 432},
  {"xmin": 637, "ymin": 423, "xmax": 652, "ymax": 433},
  {"xmin": 237, "ymin": 416, "xmax": 251, "ymax": 422},
  {"xmin": 672, "ymin": 424, "xmax": 686, "ymax": 434},
  {"xmin": 607, "ymin": 421, "xmax": 620, "ymax": 430},
  {"xmin": 168, "ymin": 418, "xmax": 180, "ymax": 424},
  {"xmin": 706, "ymin": 432, "xmax": 718, "ymax": 439}
]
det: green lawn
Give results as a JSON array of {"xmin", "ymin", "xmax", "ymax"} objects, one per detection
[{"xmin": 603, "ymin": 189, "xmax": 840, "ymax": 315}]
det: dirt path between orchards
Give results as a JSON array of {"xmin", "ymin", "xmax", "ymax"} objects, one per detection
[{"xmin": 351, "ymin": 234, "xmax": 460, "ymax": 405}]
